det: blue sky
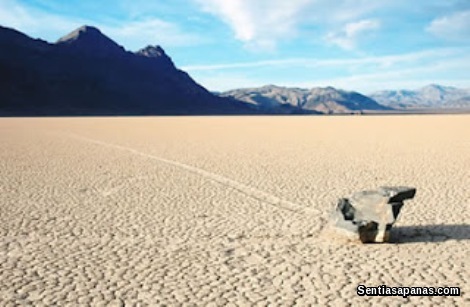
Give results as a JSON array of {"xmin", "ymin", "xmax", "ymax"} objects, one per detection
[{"xmin": 1, "ymin": 0, "xmax": 469, "ymax": 93}]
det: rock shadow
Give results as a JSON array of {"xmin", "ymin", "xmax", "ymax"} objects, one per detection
[{"xmin": 390, "ymin": 224, "xmax": 470, "ymax": 243}]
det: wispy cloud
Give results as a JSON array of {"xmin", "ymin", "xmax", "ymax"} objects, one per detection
[
  {"xmin": 426, "ymin": 10, "xmax": 470, "ymax": 41},
  {"xmin": 182, "ymin": 48, "xmax": 461, "ymax": 71},
  {"xmin": 194, "ymin": 0, "xmax": 311, "ymax": 50},
  {"xmin": 325, "ymin": 19, "xmax": 380, "ymax": 50},
  {"xmin": 183, "ymin": 59, "xmax": 303, "ymax": 71},
  {"xmin": 192, "ymin": 0, "xmax": 397, "ymax": 50}
]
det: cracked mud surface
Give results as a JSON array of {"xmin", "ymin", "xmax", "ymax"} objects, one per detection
[{"xmin": 1, "ymin": 115, "xmax": 469, "ymax": 306}]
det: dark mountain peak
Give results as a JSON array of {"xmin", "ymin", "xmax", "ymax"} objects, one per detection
[
  {"xmin": 1, "ymin": 25, "xmax": 258, "ymax": 116},
  {"xmin": 57, "ymin": 25, "xmax": 104, "ymax": 43},
  {"xmin": 56, "ymin": 25, "xmax": 125, "ymax": 57}
]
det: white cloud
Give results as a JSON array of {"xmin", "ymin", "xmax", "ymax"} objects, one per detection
[
  {"xmin": 325, "ymin": 19, "xmax": 380, "ymax": 50},
  {"xmin": 194, "ymin": 0, "xmax": 312, "ymax": 49},
  {"xmin": 183, "ymin": 59, "xmax": 300, "ymax": 71},
  {"xmin": 426, "ymin": 10, "xmax": 470, "ymax": 41},
  {"xmin": 193, "ymin": 0, "xmax": 392, "ymax": 50}
]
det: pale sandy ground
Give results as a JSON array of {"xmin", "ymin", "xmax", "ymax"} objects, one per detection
[{"xmin": 0, "ymin": 115, "xmax": 469, "ymax": 306}]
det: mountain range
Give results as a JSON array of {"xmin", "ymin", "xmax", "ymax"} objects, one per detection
[
  {"xmin": 0, "ymin": 25, "xmax": 258, "ymax": 116},
  {"xmin": 220, "ymin": 85, "xmax": 391, "ymax": 114},
  {"xmin": 0, "ymin": 25, "xmax": 468, "ymax": 116},
  {"xmin": 370, "ymin": 84, "xmax": 470, "ymax": 109}
]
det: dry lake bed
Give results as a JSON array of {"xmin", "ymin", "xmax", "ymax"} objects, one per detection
[{"xmin": 0, "ymin": 115, "xmax": 469, "ymax": 306}]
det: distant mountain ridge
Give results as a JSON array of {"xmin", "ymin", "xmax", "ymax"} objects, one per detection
[
  {"xmin": 0, "ymin": 25, "xmax": 259, "ymax": 116},
  {"xmin": 370, "ymin": 84, "xmax": 470, "ymax": 109},
  {"xmin": 221, "ymin": 85, "xmax": 391, "ymax": 114}
]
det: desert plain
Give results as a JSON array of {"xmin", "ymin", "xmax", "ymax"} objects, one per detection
[{"xmin": 0, "ymin": 115, "xmax": 469, "ymax": 306}]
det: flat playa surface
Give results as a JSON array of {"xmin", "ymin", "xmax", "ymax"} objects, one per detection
[{"xmin": 1, "ymin": 115, "xmax": 469, "ymax": 306}]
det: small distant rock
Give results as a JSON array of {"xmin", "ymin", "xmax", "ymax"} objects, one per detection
[{"xmin": 330, "ymin": 186, "xmax": 416, "ymax": 243}]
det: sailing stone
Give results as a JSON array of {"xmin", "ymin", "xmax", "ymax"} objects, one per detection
[{"xmin": 331, "ymin": 187, "xmax": 416, "ymax": 243}]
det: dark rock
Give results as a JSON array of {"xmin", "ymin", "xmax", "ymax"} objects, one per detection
[{"xmin": 331, "ymin": 187, "xmax": 416, "ymax": 243}]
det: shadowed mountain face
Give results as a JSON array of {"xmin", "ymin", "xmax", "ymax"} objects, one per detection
[
  {"xmin": 0, "ymin": 25, "xmax": 259, "ymax": 116},
  {"xmin": 371, "ymin": 84, "xmax": 470, "ymax": 109},
  {"xmin": 221, "ymin": 85, "xmax": 391, "ymax": 114}
]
